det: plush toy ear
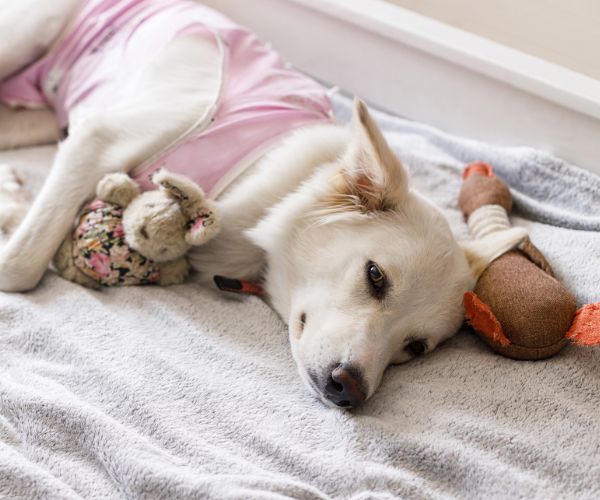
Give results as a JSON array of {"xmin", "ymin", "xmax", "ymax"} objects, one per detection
[
  {"xmin": 185, "ymin": 204, "xmax": 221, "ymax": 246},
  {"xmin": 151, "ymin": 168, "xmax": 206, "ymax": 203},
  {"xmin": 460, "ymin": 227, "xmax": 528, "ymax": 279},
  {"xmin": 151, "ymin": 169, "xmax": 221, "ymax": 246}
]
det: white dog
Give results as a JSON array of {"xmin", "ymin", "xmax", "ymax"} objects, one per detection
[{"xmin": 0, "ymin": 0, "xmax": 524, "ymax": 407}]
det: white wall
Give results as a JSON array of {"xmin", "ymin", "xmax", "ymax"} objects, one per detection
[
  {"xmin": 387, "ymin": 0, "xmax": 600, "ymax": 79},
  {"xmin": 203, "ymin": 0, "xmax": 600, "ymax": 173}
]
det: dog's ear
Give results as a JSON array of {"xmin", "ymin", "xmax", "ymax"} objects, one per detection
[
  {"xmin": 335, "ymin": 98, "xmax": 409, "ymax": 212},
  {"xmin": 460, "ymin": 227, "xmax": 528, "ymax": 279}
]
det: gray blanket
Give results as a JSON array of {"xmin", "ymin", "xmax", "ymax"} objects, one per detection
[{"xmin": 1, "ymin": 94, "xmax": 599, "ymax": 499}]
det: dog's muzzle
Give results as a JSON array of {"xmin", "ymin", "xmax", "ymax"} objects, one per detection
[{"xmin": 323, "ymin": 364, "xmax": 366, "ymax": 408}]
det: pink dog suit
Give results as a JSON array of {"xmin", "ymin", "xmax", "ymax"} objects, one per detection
[{"xmin": 0, "ymin": 0, "xmax": 333, "ymax": 196}]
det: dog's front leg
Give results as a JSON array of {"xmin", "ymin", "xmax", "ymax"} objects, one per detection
[
  {"xmin": 0, "ymin": 34, "xmax": 220, "ymax": 292},
  {"xmin": 0, "ymin": 122, "xmax": 126, "ymax": 292}
]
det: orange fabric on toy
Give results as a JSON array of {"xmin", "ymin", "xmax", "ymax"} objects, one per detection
[
  {"xmin": 462, "ymin": 162, "xmax": 493, "ymax": 179},
  {"xmin": 464, "ymin": 291, "xmax": 511, "ymax": 347},
  {"xmin": 566, "ymin": 304, "xmax": 600, "ymax": 345}
]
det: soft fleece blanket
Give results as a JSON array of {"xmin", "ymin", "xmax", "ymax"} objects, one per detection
[{"xmin": 1, "ymin": 94, "xmax": 599, "ymax": 499}]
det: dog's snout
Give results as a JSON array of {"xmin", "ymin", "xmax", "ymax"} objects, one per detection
[{"xmin": 324, "ymin": 364, "xmax": 366, "ymax": 408}]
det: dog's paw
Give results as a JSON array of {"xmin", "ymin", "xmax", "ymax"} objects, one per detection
[
  {"xmin": 0, "ymin": 164, "xmax": 24, "ymax": 196},
  {"xmin": 0, "ymin": 164, "xmax": 28, "ymax": 235}
]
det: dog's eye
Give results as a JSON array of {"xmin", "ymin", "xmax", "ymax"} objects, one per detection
[
  {"xmin": 406, "ymin": 340, "xmax": 427, "ymax": 357},
  {"xmin": 140, "ymin": 226, "xmax": 149, "ymax": 239},
  {"xmin": 367, "ymin": 261, "xmax": 386, "ymax": 297}
]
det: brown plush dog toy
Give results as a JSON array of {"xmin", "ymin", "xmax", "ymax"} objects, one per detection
[{"xmin": 459, "ymin": 162, "xmax": 600, "ymax": 360}]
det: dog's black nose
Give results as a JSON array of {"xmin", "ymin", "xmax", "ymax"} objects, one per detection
[{"xmin": 324, "ymin": 364, "xmax": 366, "ymax": 408}]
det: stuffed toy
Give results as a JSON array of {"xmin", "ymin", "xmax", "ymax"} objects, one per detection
[
  {"xmin": 459, "ymin": 162, "xmax": 600, "ymax": 359},
  {"xmin": 53, "ymin": 169, "xmax": 220, "ymax": 288}
]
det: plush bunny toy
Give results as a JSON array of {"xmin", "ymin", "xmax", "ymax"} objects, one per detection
[{"xmin": 54, "ymin": 169, "xmax": 220, "ymax": 288}]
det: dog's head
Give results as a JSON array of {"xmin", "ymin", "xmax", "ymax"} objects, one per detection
[{"xmin": 248, "ymin": 99, "xmax": 525, "ymax": 408}]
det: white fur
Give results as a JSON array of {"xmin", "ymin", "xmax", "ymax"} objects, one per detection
[
  {"xmin": 0, "ymin": 0, "xmax": 80, "ymax": 82},
  {"xmin": 0, "ymin": 8, "xmax": 220, "ymax": 291},
  {"xmin": 194, "ymin": 99, "xmax": 526, "ymax": 406},
  {"xmin": 0, "ymin": 2, "xmax": 525, "ymax": 406}
]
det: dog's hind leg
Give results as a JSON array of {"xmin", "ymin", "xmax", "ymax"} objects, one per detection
[
  {"xmin": 0, "ymin": 0, "xmax": 80, "ymax": 150},
  {"xmin": 0, "ymin": 36, "xmax": 220, "ymax": 291},
  {"xmin": 0, "ymin": 0, "xmax": 79, "ymax": 80}
]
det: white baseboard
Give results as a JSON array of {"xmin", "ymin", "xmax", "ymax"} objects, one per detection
[{"xmin": 203, "ymin": 0, "xmax": 600, "ymax": 175}]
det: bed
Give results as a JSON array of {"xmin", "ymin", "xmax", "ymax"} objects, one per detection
[{"xmin": 1, "ymin": 93, "xmax": 599, "ymax": 499}]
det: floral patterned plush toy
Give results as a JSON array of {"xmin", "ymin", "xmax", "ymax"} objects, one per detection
[{"xmin": 53, "ymin": 169, "xmax": 220, "ymax": 288}]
